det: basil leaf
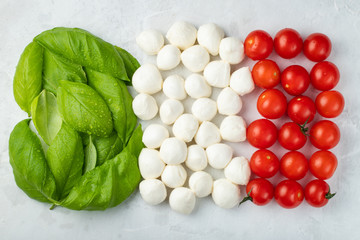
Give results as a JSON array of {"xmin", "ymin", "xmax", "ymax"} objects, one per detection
[
  {"xmin": 93, "ymin": 131, "xmax": 123, "ymax": 166},
  {"xmin": 125, "ymin": 125, "xmax": 144, "ymax": 158},
  {"xmin": 115, "ymin": 46, "xmax": 140, "ymax": 80},
  {"xmin": 83, "ymin": 135, "xmax": 97, "ymax": 173}
]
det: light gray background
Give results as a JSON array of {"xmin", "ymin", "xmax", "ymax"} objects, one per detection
[{"xmin": 1, "ymin": 0, "xmax": 359, "ymax": 239}]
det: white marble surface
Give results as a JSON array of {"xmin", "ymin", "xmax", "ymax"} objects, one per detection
[{"xmin": 1, "ymin": 0, "xmax": 360, "ymax": 239}]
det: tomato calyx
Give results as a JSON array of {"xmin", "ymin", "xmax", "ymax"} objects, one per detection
[
  {"xmin": 325, "ymin": 186, "xmax": 336, "ymax": 200},
  {"xmin": 296, "ymin": 118, "xmax": 310, "ymax": 136},
  {"xmin": 239, "ymin": 188, "xmax": 253, "ymax": 206}
]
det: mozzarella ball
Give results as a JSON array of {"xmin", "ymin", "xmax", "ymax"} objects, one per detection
[
  {"xmin": 195, "ymin": 121, "xmax": 221, "ymax": 148},
  {"xmin": 166, "ymin": 21, "xmax": 197, "ymax": 50},
  {"xmin": 189, "ymin": 171, "xmax": 213, "ymax": 198},
  {"xmin": 139, "ymin": 179, "xmax": 167, "ymax": 205},
  {"xmin": 191, "ymin": 98, "xmax": 217, "ymax": 122},
  {"xmin": 142, "ymin": 124, "xmax": 169, "ymax": 149},
  {"xmin": 197, "ymin": 23, "xmax": 224, "ymax": 56},
  {"xmin": 185, "ymin": 145, "xmax": 208, "ymax": 171},
  {"xmin": 224, "ymin": 157, "xmax": 251, "ymax": 185},
  {"xmin": 212, "ymin": 178, "xmax": 241, "ymax": 209},
  {"xmin": 138, "ymin": 148, "xmax": 165, "ymax": 179},
  {"xmin": 203, "ymin": 60, "xmax": 230, "ymax": 88},
  {"xmin": 220, "ymin": 116, "xmax": 246, "ymax": 142},
  {"xmin": 206, "ymin": 143, "xmax": 233, "ymax": 169},
  {"xmin": 132, "ymin": 64, "xmax": 163, "ymax": 94},
  {"xmin": 172, "ymin": 114, "xmax": 199, "ymax": 142},
  {"xmin": 169, "ymin": 187, "xmax": 196, "ymax": 214},
  {"xmin": 181, "ymin": 45, "xmax": 210, "ymax": 73},
  {"xmin": 162, "ymin": 75, "xmax": 186, "ymax": 100},
  {"xmin": 159, "ymin": 99, "xmax": 184, "ymax": 125},
  {"xmin": 159, "ymin": 137, "xmax": 187, "ymax": 164},
  {"xmin": 185, "ymin": 74, "xmax": 212, "ymax": 99},
  {"xmin": 156, "ymin": 45, "xmax": 181, "ymax": 70},
  {"xmin": 161, "ymin": 165, "xmax": 187, "ymax": 188},
  {"xmin": 219, "ymin": 37, "xmax": 245, "ymax": 65},
  {"xmin": 217, "ymin": 87, "xmax": 243, "ymax": 115},
  {"xmin": 136, "ymin": 29, "xmax": 164, "ymax": 55},
  {"xmin": 229, "ymin": 67, "xmax": 255, "ymax": 96},
  {"xmin": 132, "ymin": 93, "xmax": 158, "ymax": 120}
]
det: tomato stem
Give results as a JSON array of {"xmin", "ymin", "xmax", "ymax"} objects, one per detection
[
  {"xmin": 296, "ymin": 117, "xmax": 310, "ymax": 136},
  {"xmin": 239, "ymin": 188, "xmax": 253, "ymax": 206},
  {"xmin": 325, "ymin": 186, "xmax": 336, "ymax": 200}
]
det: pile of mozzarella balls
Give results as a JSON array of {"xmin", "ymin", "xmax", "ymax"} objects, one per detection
[{"xmin": 133, "ymin": 21, "xmax": 254, "ymax": 214}]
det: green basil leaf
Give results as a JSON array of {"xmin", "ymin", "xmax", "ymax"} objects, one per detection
[
  {"xmin": 115, "ymin": 46, "xmax": 140, "ymax": 80},
  {"xmin": 93, "ymin": 131, "xmax": 123, "ymax": 166},
  {"xmin": 83, "ymin": 135, "xmax": 97, "ymax": 173},
  {"xmin": 125, "ymin": 125, "xmax": 144, "ymax": 158}
]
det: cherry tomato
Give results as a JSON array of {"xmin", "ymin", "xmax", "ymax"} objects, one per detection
[
  {"xmin": 309, "ymin": 150, "xmax": 338, "ymax": 180},
  {"xmin": 278, "ymin": 122, "xmax": 307, "ymax": 150},
  {"xmin": 303, "ymin": 33, "xmax": 332, "ymax": 62},
  {"xmin": 287, "ymin": 96, "xmax": 316, "ymax": 124},
  {"xmin": 275, "ymin": 180, "xmax": 304, "ymax": 209},
  {"xmin": 252, "ymin": 59, "xmax": 281, "ymax": 89},
  {"xmin": 257, "ymin": 89, "xmax": 287, "ymax": 119},
  {"xmin": 250, "ymin": 149, "xmax": 279, "ymax": 178},
  {"xmin": 310, "ymin": 61, "xmax": 339, "ymax": 91},
  {"xmin": 305, "ymin": 179, "xmax": 335, "ymax": 207},
  {"xmin": 315, "ymin": 90, "xmax": 344, "ymax": 118},
  {"xmin": 281, "ymin": 65, "xmax": 310, "ymax": 96},
  {"xmin": 280, "ymin": 151, "xmax": 308, "ymax": 180},
  {"xmin": 240, "ymin": 178, "xmax": 274, "ymax": 206},
  {"xmin": 244, "ymin": 30, "xmax": 273, "ymax": 60},
  {"xmin": 274, "ymin": 28, "xmax": 303, "ymax": 59},
  {"xmin": 310, "ymin": 120, "xmax": 340, "ymax": 150},
  {"xmin": 247, "ymin": 119, "xmax": 277, "ymax": 149}
]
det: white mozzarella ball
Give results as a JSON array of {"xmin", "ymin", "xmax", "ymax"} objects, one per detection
[
  {"xmin": 189, "ymin": 171, "xmax": 213, "ymax": 198},
  {"xmin": 185, "ymin": 74, "xmax": 212, "ymax": 99},
  {"xmin": 169, "ymin": 187, "xmax": 196, "ymax": 214},
  {"xmin": 212, "ymin": 178, "xmax": 241, "ymax": 209},
  {"xmin": 220, "ymin": 116, "xmax": 247, "ymax": 142},
  {"xmin": 139, "ymin": 179, "xmax": 167, "ymax": 205},
  {"xmin": 206, "ymin": 143, "xmax": 233, "ymax": 169},
  {"xmin": 172, "ymin": 114, "xmax": 199, "ymax": 142},
  {"xmin": 156, "ymin": 45, "xmax": 181, "ymax": 70},
  {"xmin": 132, "ymin": 64, "xmax": 163, "ymax": 94},
  {"xmin": 181, "ymin": 45, "xmax": 210, "ymax": 73},
  {"xmin": 229, "ymin": 67, "xmax": 255, "ymax": 96},
  {"xmin": 219, "ymin": 37, "xmax": 245, "ymax": 65},
  {"xmin": 217, "ymin": 87, "xmax": 243, "ymax": 115},
  {"xmin": 136, "ymin": 29, "xmax": 164, "ymax": 55},
  {"xmin": 197, "ymin": 23, "xmax": 224, "ymax": 56},
  {"xmin": 162, "ymin": 75, "xmax": 186, "ymax": 100},
  {"xmin": 166, "ymin": 21, "xmax": 197, "ymax": 50},
  {"xmin": 203, "ymin": 60, "xmax": 230, "ymax": 88},
  {"xmin": 191, "ymin": 98, "xmax": 217, "ymax": 122},
  {"xmin": 195, "ymin": 121, "xmax": 221, "ymax": 148},
  {"xmin": 185, "ymin": 145, "xmax": 207, "ymax": 171},
  {"xmin": 142, "ymin": 124, "xmax": 169, "ymax": 149},
  {"xmin": 159, "ymin": 137, "xmax": 187, "ymax": 164},
  {"xmin": 132, "ymin": 93, "xmax": 158, "ymax": 120},
  {"xmin": 161, "ymin": 165, "xmax": 187, "ymax": 188},
  {"xmin": 159, "ymin": 99, "xmax": 184, "ymax": 125},
  {"xmin": 224, "ymin": 157, "xmax": 251, "ymax": 185},
  {"xmin": 138, "ymin": 148, "xmax": 165, "ymax": 179}
]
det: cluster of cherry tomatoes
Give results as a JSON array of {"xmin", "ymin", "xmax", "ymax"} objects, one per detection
[{"xmin": 241, "ymin": 28, "xmax": 344, "ymax": 209}]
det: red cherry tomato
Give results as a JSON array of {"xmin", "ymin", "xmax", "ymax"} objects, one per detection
[
  {"xmin": 310, "ymin": 61, "xmax": 339, "ymax": 91},
  {"xmin": 257, "ymin": 89, "xmax": 287, "ymax": 119},
  {"xmin": 274, "ymin": 28, "xmax": 303, "ymax": 59},
  {"xmin": 247, "ymin": 119, "xmax": 278, "ymax": 149},
  {"xmin": 303, "ymin": 33, "xmax": 332, "ymax": 62},
  {"xmin": 252, "ymin": 59, "xmax": 281, "ymax": 89},
  {"xmin": 305, "ymin": 179, "xmax": 335, "ymax": 207},
  {"xmin": 244, "ymin": 30, "xmax": 273, "ymax": 60},
  {"xmin": 275, "ymin": 180, "xmax": 304, "ymax": 209},
  {"xmin": 309, "ymin": 150, "xmax": 338, "ymax": 180},
  {"xmin": 278, "ymin": 122, "xmax": 307, "ymax": 150},
  {"xmin": 315, "ymin": 90, "xmax": 344, "ymax": 118},
  {"xmin": 287, "ymin": 96, "xmax": 316, "ymax": 124},
  {"xmin": 280, "ymin": 151, "xmax": 308, "ymax": 180},
  {"xmin": 281, "ymin": 65, "xmax": 310, "ymax": 96},
  {"xmin": 240, "ymin": 178, "xmax": 274, "ymax": 206},
  {"xmin": 310, "ymin": 120, "xmax": 340, "ymax": 150},
  {"xmin": 250, "ymin": 149, "xmax": 279, "ymax": 178}
]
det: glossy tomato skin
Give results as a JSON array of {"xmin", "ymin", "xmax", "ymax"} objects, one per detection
[
  {"xmin": 287, "ymin": 96, "xmax": 316, "ymax": 124},
  {"xmin": 244, "ymin": 30, "xmax": 273, "ymax": 60},
  {"xmin": 275, "ymin": 180, "xmax": 304, "ymax": 209},
  {"xmin": 303, "ymin": 33, "xmax": 332, "ymax": 62},
  {"xmin": 278, "ymin": 122, "xmax": 307, "ymax": 150},
  {"xmin": 257, "ymin": 89, "xmax": 287, "ymax": 119},
  {"xmin": 247, "ymin": 119, "xmax": 278, "ymax": 148},
  {"xmin": 281, "ymin": 65, "xmax": 310, "ymax": 96},
  {"xmin": 309, "ymin": 150, "xmax": 338, "ymax": 180},
  {"xmin": 280, "ymin": 151, "xmax": 308, "ymax": 180},
  {"xmin": 250, "ymin": 149, "xmax": 280, "ymax": 178},
  {"xmin": 310, "ymin": 120, "xmax": 340, "ymax": 150},
  {"xmin": 252, "ymin": 59, "xmax": 281, "ymax": 89},
  {"xmin": 274, "ymin": 28, "xmax": 303, "ymax": 59},
  {"xmin": 305, "ymin": 180, "xmax": 334, "ymax": 207},
  {"xmin": 315, "ymin": 90, "xmax": 344, "ymax": 118},
  {"xmin": 246, "ymin": 178, "xmax": 274, "ymax": 206},
  {"xmin": 310, "ymin": 61, "xmax": 339, "ymax": 91}
]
